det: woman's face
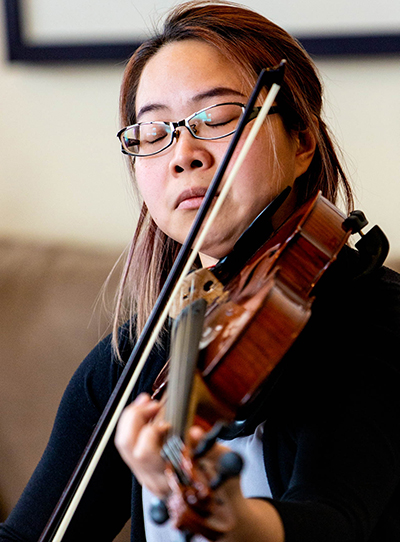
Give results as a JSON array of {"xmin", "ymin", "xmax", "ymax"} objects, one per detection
[{"xmin": 134, "ymin": 40, "xmax": 314, "ymax": 266}]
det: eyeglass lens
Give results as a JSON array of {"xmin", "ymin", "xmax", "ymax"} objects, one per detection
[{"xmin": 120, "ymin": 103, "xmax": 244, "ymax": 156}]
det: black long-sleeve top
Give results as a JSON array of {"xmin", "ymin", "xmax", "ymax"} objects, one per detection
[{"xmin": 1, "ymin": 248, "xmax": 400, "ymax": 542}]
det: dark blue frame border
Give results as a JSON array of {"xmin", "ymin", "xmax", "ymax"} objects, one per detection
[
  {"xmin": 4, "ymin": 0, "xmax": 400, "ymax": 62},
  {"xmin": 3, "ymin": 0, "xmax": 140, "ymax": 62}
]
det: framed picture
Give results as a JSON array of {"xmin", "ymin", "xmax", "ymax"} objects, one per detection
[{"xmin": 4, "ymin": 0, "xmax": 400, "ymax": 62}]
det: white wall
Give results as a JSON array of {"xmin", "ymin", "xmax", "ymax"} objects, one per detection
[
  {"xmin": 1, "ymin": 3, "xmax": 399, "ymax": 265},
  {"xmin": 0, "ymin": 2, "xmax": 136, "ymax": 251},
  {"xmin": 318, "ymin": 56, "xmax": 400, "ymax": 269}
]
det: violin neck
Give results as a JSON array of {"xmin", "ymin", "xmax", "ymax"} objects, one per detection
[{"xmin": 164, "ymin": 298, "xmax": 207, "ymax": 441}]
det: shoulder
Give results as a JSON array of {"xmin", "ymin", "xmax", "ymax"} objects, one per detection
[
  {"xmin": 368, "ymin": 265, "xmax": 400, "ymax": 314},
  {"xmin": 57, "ymin": 329, "xmax": 128, "ymax": 422},
  {"xmin": 275, "ymin": 249, "xmax": 400, "ymax": 404},
  {"xmin": 343, "ymin": 260, "xmax": 400, "ymax": 341},
  {"xmin": 313, "ymin": 247, "xmax": 400, "ymax": 330},
  {"xmin": 65, "ymin": 324, "xmax": 169, "ymax": 416}
]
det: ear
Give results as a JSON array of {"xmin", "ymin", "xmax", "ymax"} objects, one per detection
[{"xmin": 293, "ymin": 122, "xmax": 317, "ymax": 179}]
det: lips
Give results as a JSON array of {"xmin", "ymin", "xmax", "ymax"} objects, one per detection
[{"xmin": 175, "ymin": 186, "xmax": 210, "ymax": 209}]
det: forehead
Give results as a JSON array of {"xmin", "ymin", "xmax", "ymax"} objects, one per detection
[{"xmin": 135, "ymin": 40, "xmax": 249, "ymax": 117}]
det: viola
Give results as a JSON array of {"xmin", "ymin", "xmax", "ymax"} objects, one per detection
[{"xmin": 149, "ymin": 189, "xmax": 378, "ymax": 540}]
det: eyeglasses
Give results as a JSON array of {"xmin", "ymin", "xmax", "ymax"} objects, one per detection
[{"xmin": 117, "ymin": 102, "xmax": 279, "ymax": 158}]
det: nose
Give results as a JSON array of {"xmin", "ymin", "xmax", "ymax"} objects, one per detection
[{"xmin": 169, "ymin": 128, "xmax": 214, "ymax": 176}]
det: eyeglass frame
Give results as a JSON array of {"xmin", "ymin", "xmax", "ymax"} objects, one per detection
[{"xmin": 116, "ymin": 102, "xmax": 279, "ymax": 158}]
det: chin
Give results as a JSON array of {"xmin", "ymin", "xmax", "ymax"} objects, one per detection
[{"xmin": 201, "ymin": 242, "xmax": 235, "ymax": 262}]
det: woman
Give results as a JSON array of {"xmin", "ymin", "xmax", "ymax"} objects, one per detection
[{"xmin": 1, "ymin": 2, "xmax": 399, "ymax": 541}]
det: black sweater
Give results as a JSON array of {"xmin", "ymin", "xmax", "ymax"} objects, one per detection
[{"xmin": 1, "ymin": 250, "xmax": 400, "ymax": 542}]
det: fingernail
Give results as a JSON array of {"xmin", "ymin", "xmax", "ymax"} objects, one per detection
[{"xmin": 134, "ymin": 393, "xmax": 149, "ymax": 405}]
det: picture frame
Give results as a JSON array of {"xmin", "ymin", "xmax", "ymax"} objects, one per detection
[{"xmin": 4, "ymin": 0, "xmax": 400, "ymax": 62}]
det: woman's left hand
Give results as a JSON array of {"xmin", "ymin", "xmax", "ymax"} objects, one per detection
[
  {"xmin": 115, "ymin": 393, "xmax": 172, "ymax": 497},
  {"xmin": 115, "ymin": 394, "xmax": 284, "ymax": 541}
]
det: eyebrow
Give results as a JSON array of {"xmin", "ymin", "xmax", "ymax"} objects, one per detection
[{"xmin": 136, "ymin": 87, "xmax": 246, "ymax": 120}]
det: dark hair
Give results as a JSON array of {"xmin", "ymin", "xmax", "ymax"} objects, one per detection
[{"xmin": 113, "ymin": 0, "xmax": 353, "ymax": 353}]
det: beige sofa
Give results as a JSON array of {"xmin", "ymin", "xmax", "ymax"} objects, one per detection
[{"xmin": 0, "ymin": 237, "xmax": 131, "ymax": 539}]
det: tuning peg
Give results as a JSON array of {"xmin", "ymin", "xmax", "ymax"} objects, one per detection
[
  {"xmin": 210, "ymin": 451, "xmax": 244, "ymax": 490},
  {"xmin": 343, "ymin": 210, "xmax": 368, "ymax": 233},
  {"xmin": 149, "ymin": 497, "xmax": 170, "ymax": 525},
  {"xmin": 150, "ymin": 499, "xmax": 194, "ymax": 541},
  {"xmin": 193, "ymin": 422, "xmax": 226, "ymax": 459}
]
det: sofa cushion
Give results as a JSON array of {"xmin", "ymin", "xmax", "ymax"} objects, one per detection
[{"xmin": 0, "ymin": 238, "xmax": 122, "ymax": 519}]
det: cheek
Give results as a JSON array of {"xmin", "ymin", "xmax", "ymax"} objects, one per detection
[
  {"xmin": 257, "ymin": 128, "xmax": 297, "ymax": 183},
  {"xmin": 134, "ymin": 163, "xmax": 163, "ymax": 212},
  {"xmin": 134, "ymin": 162, "xmax": 149, "ymax": 195},
  {"xmin": 240, "ymin": 135, "xmax": 277, "ymax": 187}
]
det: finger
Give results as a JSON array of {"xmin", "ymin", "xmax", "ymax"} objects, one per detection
[
  {"xmin": 188, "ymin": 425, "xmax": 231, "ymax": 461},
  {"xmin": 115, "ymin": 395, "xmax": 172, "ymax": 497},
  {"xmin": 131, "ymin": 422, "xmax": 172, "ymax": 496},
  {"xmin": 133, "ymin": 418, "xmax": 170, "ymax": 460},
  {"xmin": 115, "ymin": 394, "xmax": 162, "ymax": 460},
  {"xmin": 187, "ymin": 425, "xmax": 206, "ymax": 449}
]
